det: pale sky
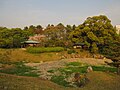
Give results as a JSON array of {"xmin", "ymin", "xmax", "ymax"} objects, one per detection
[{"xmin": 0, "ymin": 0, "xmax": 120, "ymax": 28}]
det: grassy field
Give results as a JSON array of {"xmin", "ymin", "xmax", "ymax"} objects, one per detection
[
  {"xmin": 0, "ymin": 48, "xmax": 62, "ymax": 62},
  {"xmin": 0, "ymin": 73, "xmax": 64, "ymax": 90},
  {"xmin": 26, "ymin": 47, "xmax": 64, "ymax": 53},
  {"xmin": 0, "ymin": 48, "xmax": 120, "ymax": 90},
  {"xmin": 0, "ymin": 48, "xmax": 91, "ymax": 63},
  {"xmin": 0, "ymin": 72, "xmax": 120, "ymax": 90},
  {"xmin": 49, "ymin": 62, "xmax": 117, "ymax": 87}
]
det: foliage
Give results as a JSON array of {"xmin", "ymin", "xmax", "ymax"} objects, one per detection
[
  {"xmin": 0, "ymin": 25, "xmax": 43, "ymax": 48},
  {"xmin": 26, "ymin": 47, "xmax": 64, "ymax": 53},
  {"xmin": 101, "ymin": 40, "xmax": 120, "ymax": 74},
  {"xmin": 43, "ymin": 23, "xmax": 74, "ymax": 47},
  {"xmin": 91, "ymin": 42, "xmax": 98, "ymax": 53},
  {"xmin": 0, "ymin": 15, "xmax": 119, "ymax": 56},
  {"xmin": 67, "ymin": 49, "xmax": 76, "ymax": 54},
  {"xmin": 101, "ymin": 40, "xmax": 120, "ymax": 59},
  {"xmin": 69, "ymin": 15, "xmax": 118, "ymax": 53},
  {"xmin": 0, "ymin": 27, "xmax": 29, "ymax": 48}
]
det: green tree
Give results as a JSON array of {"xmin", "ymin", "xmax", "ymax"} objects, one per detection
[
  {"xmin": 0, "ymin": 27, "xmax": 29, "ymax": 48},
  {"xmin": 104, "ymin": 40, "xmax": 120, "ymax": 75},
  {"xmin": 70, "ymin": 15, "xmax": 117, "ymax": 53}
]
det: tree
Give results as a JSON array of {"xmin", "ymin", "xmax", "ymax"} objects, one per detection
[
  {"xmin": 0, "ymin": 27, "xmax": 29, "ymax": 48},
  {"xmin": 44, "ymin": 23, "xmax": 67, "ymax": 47},
  {"xmin": 104, "ymin": 40, "xmax": 120, "ymax": 75},
  {"xmin": 70, "ymin": 15, "xmax": 117, "ymax": 53},
  {"xmin": 28, "ymin": 25, "xmax": 36, "ymax": 35},
  {"xmin": 34, "ymin": 25, "xmax": 43, "ymax": 35}
]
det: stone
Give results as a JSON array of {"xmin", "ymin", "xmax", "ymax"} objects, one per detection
[{"xmin": 87, "ymin": 66, "xmax": 93, "ymax": 73}]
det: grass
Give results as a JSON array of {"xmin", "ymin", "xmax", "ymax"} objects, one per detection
[
  {"xmin": 59, "ymin": 66, "xmax": 88, "ymax": 75},
  {"xmin": 65, "ymin": 62, "xmax": 117, "ymax": 73},
  {"xmin": 49, "ymin": 62, "xmax": 117, "ymax": 87},
  {"xmin": 0, "ymin": 49, "xmax": 119, "ymax": 89},
  {"xmin": 47, "ymin": 70, "xmax": 55, "ymax": 73},
  {"xmin": 92, "ymin": 66, "xmax": 117, "ymax": 72},
  {"xmin": 0, "ymin": 71, "xmax": 120, "ymax": 90},
  {"xmin": 26, "ymin": 47, "xmax": 64, "ymax": 53},
  {"xmin": 51, "ymin": 75, "xmax": 70, "ymax": 87},
  {"xmin": 0, "ymin": 62, "xmax": 39, "ymax": 77},
  {"xmin": 0, "ymin": 73, "xmax": 64, "ymax": 90},
  {"xmin": 0, "ymin": 48, "xmax": 63, "ymax": 62},
  {"xmin": 66, "ymin": 62, "xmax": 82, "ymax": 66},
  {"xmin": 0, "ymin": 48, "xmax": 92, "ymax": 63}
]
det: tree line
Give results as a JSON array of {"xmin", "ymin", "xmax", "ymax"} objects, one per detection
[{"xmin": 0, "ymin": 15, "xmax": 119, "ymax": 55}]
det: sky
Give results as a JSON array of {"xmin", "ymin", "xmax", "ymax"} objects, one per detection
[{"xmin": 0, "ymin": 0, "xmax": 120, "ymax": 28}]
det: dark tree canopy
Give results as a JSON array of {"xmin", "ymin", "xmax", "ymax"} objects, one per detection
[{"xmin": 70, "ymin": 15, "xmax": 118, "ymax": 53}]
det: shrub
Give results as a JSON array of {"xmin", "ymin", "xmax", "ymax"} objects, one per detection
[
  {"xmin": 67, "ymin": 49, "xmax": 76, "ymax": 54},
  {"xmin": 26, "ymin": 47, "xmax": 64, "ymax": 53}
]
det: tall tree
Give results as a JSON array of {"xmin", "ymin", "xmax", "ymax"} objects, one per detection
[
  {"xmin": 34, "ymin": 25, "xmax": 43, "ymax": 35},
  {"xmin": 70, "ymin": 15, "xmax": 118, "ymax": 53}
]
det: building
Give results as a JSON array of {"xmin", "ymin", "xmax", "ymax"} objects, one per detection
[
  {"xmin": 21, "ymin": 40, "xmax": 40, "ymax": 48},
  {"xmin": 115, "ymin": 25, "xmax": 120, "ymax": 34}
]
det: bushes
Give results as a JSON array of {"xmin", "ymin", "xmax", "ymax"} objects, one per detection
[
  {"xmin": 67, "ymin": 49, "xmax": 76, "ymax": 54},
  {"xmin": 26, "ymin": 47, "xmax": 64, "ymax": 53}
]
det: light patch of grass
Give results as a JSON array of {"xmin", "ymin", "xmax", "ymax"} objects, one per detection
[
  {"xmin": 0, "ymin": 49, "xmax": 62, "ymax": 62},
  {"xmin": 59, "ymin": 66, "xmax": 88, "ymax": 75},
  {"xmin": 26, "ymin": 47, "xmax": 64, "ymax": 54}
]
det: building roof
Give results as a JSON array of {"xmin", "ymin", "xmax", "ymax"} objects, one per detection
[
  {"xmin": 73, "ymin": 43, "xmax": 85, "ymax": 46},
  {"xmin": 21, "ymin": 40, "xmax": 40, "ymax": 44}
]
